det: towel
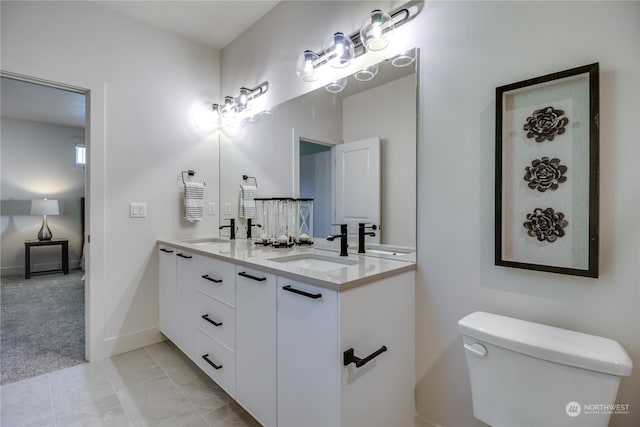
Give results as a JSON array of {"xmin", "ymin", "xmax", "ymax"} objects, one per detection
[
  {"xmin": 184, "ymin": 182, "xmax": 205, "ymax": 222},
  {"xmin": 239, "ymin": 184, "xmax": 257, "ymax": 219}
]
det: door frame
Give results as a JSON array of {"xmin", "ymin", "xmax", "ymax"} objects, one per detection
[{"xmin": 1, "ymin": 69, "xmax": 106, "ymax": 361}]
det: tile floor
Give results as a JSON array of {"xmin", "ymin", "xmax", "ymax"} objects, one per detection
[{"xmin": 0, "ymin": 340, "xmax": 260, "ymax": 427}]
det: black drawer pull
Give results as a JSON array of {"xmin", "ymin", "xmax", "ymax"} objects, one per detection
[
  {"xmin": 159, "ymin": 248, "xmax": 174, "ymax": 253},
  {"xmin": 201, "ymin": 314, "xmax": 222, "ymax": 327},
  {"xmin": 202, "ymin": 274, "xmax": 222, "ymax": 283},
  {"xmin": 176, "ymin": 253, "xmax": 192, "ymax": 259},
  {"xmin": 238, "ymin": 271, "xmax": 267, "ymax": 281},
  {"xmin": 343, "ymin": 346, "xmax": 387, "ymax": 368},
  {"xmin": 282, "ymin": 285, "xmax": 322, "ymax": 299},
  {"xmin": 202, "ymin": 354, "xmax": 222, "ymax": 370}
]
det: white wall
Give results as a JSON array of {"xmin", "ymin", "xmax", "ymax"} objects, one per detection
[
  {"xmin": 343, "ymin": 74, "xmax": 416, "ymax": 246},
  {"xmin": 221, "ymin": 1, "xmax": 640, "ymax": 426},
  {"xmin": 1, "ymin": 117, "xmax": 85, "ymax": 275},
  {"xmin": 1, "ymin": 1, "xmax": 221, "ymax": 358}
]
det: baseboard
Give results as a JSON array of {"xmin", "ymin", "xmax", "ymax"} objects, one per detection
[
  {"xmin": 103, "ymin": 326, "xmax": 165, "ymax": 357},
  {"xmin": 1, "ymin": 260, "xmax": 82, "ymax": 277},
  {"xmin": 415, "ymin": 414, "xmax": 442, "ymax": 427}
]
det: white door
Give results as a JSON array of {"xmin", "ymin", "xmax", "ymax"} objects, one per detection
[{"xmin": 334, "ymin": 137, "xmax": 381, "ymax": 242}]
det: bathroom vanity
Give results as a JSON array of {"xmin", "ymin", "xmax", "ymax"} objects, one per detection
[{"xmin": 157, "ymin": 238, "xmax": 415, "ymax": 427}]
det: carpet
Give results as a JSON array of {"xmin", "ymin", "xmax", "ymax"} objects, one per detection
[{"xmin": 1, "ymin": 270, "xmax": 85, "ymax": 385}]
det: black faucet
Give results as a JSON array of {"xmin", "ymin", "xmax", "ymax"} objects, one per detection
[
  {"xmin": 358, "ymin": 223, "xmax": 377, "ymax": 254},
  {"xmin": 327, "ymin": 224, "xmax": 349, "ymax": 256},
  {"xmin": 246, "ymin": 218, "xmax": 261, "ymax": 239},
  {"xmin": 219, "ymin": 218, "xmax": 235, "ymax": 240}
]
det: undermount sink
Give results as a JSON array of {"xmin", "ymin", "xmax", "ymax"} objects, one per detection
[
  {"xmin": 181, "ymin": 237, "xmax": 228, "ymax": 245},
  {"xmin": 268, "ymin": 254, "xmax": 359, "ymax": 272}
]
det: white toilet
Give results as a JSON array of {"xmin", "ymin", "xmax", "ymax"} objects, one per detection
[{"xmin": 458, "ymin": 311, "xmax": 632, "ymax": 427}]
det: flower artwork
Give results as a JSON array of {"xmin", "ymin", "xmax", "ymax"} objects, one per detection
[
  {"xmin": 523, "ymin": 106, "xmax": 569, "ymax": 142},
  {"xmin": 523, "ymin": 208, "xmax": 568, "ymax": 243},
  {"xmin": 496, "ymin": 63, "xmax": 599, "ymax": 276},
  {"xmin": 524, "ymin": 157, "xmax": 567, "ymax": 192}
]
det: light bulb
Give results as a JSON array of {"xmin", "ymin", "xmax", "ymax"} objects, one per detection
[
  {"xmin": 235, "ymin": 87, "xmax": 251, "ymax": 112},
  {"xmin": 323, "ymin": 32, "xmax": 354, "ymax": 68},
  {"xmin": 296, "ymin": 50, "xmax": 319, "ymax": 81},
  {"xmin": 360, "ymin": 10, "xmax": 394, "ymax": 51},
  {"xmin": 218, "ymin": 96, "xmax": 237, "ymax": 118}
]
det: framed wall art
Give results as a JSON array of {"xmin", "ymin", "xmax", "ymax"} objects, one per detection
[{"xmin": 495, "ymin": 63, "xmax": 599, "ymax": 278}]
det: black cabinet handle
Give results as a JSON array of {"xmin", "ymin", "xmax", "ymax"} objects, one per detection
[
  {"xmin": 238, "ymin": 271, "xmax": 266, "ymax": 281},
  {"xmin": 176, "ymin": 253, "xmax": 192, "ymax": 259},
  {"xmin": 201, "ymin": 314, "xmax": 222, "ymax": 327},
  {"xmin": 282, "ymin": 285, "xmax": 322, "ymax": 299},
  {"xmin": 343, "ymin": 346, "xmax": 387, "ymax": 368},
  {"xmin": 159, "ymin": 248, "xmax": 174, "ymax": 253},
  {"xmin": 202, "ymin": 354, "xmax": 222, "ymax": 370},
  {"xmin": 201, "ymin": 274, "xmax": 222, "ymax": 283}
]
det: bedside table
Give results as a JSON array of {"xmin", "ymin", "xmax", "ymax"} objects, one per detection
[{"xmin": 24, "ymin": 238, "xmax": 69, "ymax": 279}]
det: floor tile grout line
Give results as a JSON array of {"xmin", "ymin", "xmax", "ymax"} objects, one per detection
[
  {"xmin": 144, "ymin": 344, "xmax": 214, "ymax": 427},
  {"xmin": 46, "ymin": 374, "xmax": 58, "ymax": 427},
  {"xmin": 99, "ymin": 358, "xmax": 135, "ymax": 426}
]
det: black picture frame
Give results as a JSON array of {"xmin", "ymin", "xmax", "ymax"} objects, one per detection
[{"xmin": 495, "ymin": 63, "xmax": 599, "ymax": 278}]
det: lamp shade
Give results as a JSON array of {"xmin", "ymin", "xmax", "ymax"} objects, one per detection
[{"xmin": 31, "ymin": 199, "xmax": 59, "ymax": 216}]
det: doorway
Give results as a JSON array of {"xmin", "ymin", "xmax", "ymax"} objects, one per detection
[
  {"xmin": 0, "ymin": 75, "xmax": 88, "ymax": 384},
  {"xmin": 298, "ymin": 139, "xmax": 333, "ymax": 238}
]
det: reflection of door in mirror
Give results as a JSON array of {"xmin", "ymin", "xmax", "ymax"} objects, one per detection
[
  {"xmin": 299, "ymin": 140, "xmax": 332, "ymax": 238},
  {"xmin": 335, "ymin": 137, "xmax": 381, "ymax": 243}
]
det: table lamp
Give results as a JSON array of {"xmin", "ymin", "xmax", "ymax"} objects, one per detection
[{"xmin": 31, "ymin": 199, "xmax": 59, "ymax": 241}]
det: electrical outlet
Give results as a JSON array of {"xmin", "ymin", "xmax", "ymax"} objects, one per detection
[
  {"xmin": 208, "ymin": 202, "xmax": 216, "ymax": 215},
  {"xmin": 129, "ymin": 202, "xmax": 147, "ymax": 218},
  {"xmin": 224, "ymin": 202, "xmax": 231, "ymax": 215}
]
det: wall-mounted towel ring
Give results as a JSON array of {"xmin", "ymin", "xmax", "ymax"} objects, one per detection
[
  {"xmin": 182, "ymin": 170, "xmax": 205, "ymax": 186},
  {"xmin": 242, "ymin": 174, "xmax": 258, "ymax": 187}
]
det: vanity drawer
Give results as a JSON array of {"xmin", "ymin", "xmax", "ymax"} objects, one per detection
[
  {"xmin": 197, "ymin": 292, "xmax": 236, "ymax": 351},
  {"xmin": 197, "ymin": 256, "xmax": 236, "ymax": 307},
  {"xmin": 197, "ymin": 330, "xmax": 235, "ymax": 398}
]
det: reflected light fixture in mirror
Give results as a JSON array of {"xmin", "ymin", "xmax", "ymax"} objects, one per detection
[
  {"xmin": 217, "ymin": 96, "xmax": 237, "ymax": 118},
  {"xmin": 354, "ymin": 64, "xmax": 379, "ymax": 82},
  {"xmin": 323, "ymin": 32, "xmax": 355, "ymax": 68},
  {"xmin": 360, "ymin": 9, "xmax": 394, "ymax": 51},
  {"xmin": 325, "ymin": 77, "xmax": 348, "ymax": 93},
  {"xmin": 392, "ymin": 49, "xmax": 417, "ymax": 67}
]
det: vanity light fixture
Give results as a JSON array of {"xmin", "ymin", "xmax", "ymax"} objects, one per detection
[
  {"xmin": 360, "ymin": 9, "xmax": 394, "ymax": 51},
  {"xmin": 295, "ymin": 7, "xmax": 410, "ymax": 82},
  {"xmin": 212, "ymin": 81, "xmax": 269, "ymax": 118}
]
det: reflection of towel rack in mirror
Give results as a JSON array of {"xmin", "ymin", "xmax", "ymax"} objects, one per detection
[{"xmin": 182, "ymin": 170, "xmax": 205, "ymax": 186}]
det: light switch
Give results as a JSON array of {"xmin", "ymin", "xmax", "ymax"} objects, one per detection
[
  {"xmin": 208, "ymin": 202, "xmax": 216, "ymax": 215},
  {"xmin": 129, "ymin": 202, "xmax": 147, "ymax": 218},
  {"xmin": 224, "ymin": 202, "xmax": 231, "ymax": 215}
]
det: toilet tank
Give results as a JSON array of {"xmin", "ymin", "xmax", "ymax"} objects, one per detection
[{"xmin": 458, "ymin": 312, "xmax": 632, "ymax": 427}]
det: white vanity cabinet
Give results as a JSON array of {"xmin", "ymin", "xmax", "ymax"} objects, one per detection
[
  {"xmin": 158, "ymin": 246, "xmax": 177, "ymax": 342},
  {"xmin": 277, "ymin": 271, "xmax": 415, "ymax": 427},
  {"xmin": 158, "ymin": 242, "xmax": 415, "ymax": 427},
  {"xmin": 195, "ymin": 255, "xmax": 237, "ymax": 398},
  {"xmin": 175, "ymin": 250, "xmax": 198, "ymax": 359},
  {"xmin": 235, "ymin": 267, "xmax": 277, "ymax": 427}
]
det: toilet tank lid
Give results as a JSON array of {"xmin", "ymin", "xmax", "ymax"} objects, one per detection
[{"xmin": 458, "ymin": 312, "xmax": 632, "ymax": 376}]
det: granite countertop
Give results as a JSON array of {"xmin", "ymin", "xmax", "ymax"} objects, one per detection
[{"xmin": 157, "ymin": 237, "xmax": 416, "ymax": 292}]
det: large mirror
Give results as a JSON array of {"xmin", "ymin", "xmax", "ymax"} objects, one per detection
[{"xmin": 219, "ymin": 48, "xmax": 418, "ymax": 254}]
